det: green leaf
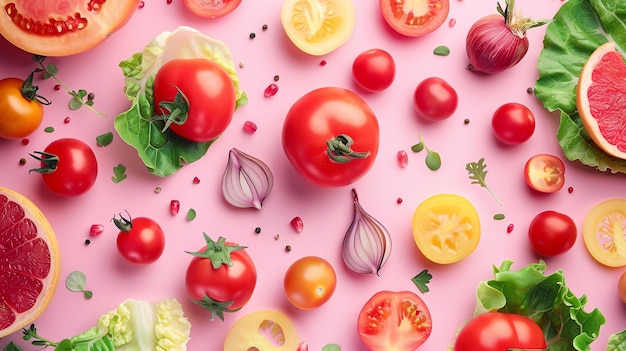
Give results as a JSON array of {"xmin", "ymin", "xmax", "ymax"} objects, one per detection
[
  {"xmin": 535, "ymin": 0, "xmax": 626, "ymax": 174},
  {"xmin": 43, "ymin": 63, "xmax": 58, "ymax": 79},
  {"xmin": 3, "ymin": 342, "xmax": 24, "ymax": 351},
  {"xmin": 493, "ymin": 213, "xmax": 505, "ymax": 220},
  {"xmin": 65, "ymin": 271, "xmax": 93, "ymax": 300},
  {"xmin": 466, "ymin": 158, "xmax": 502, "ymax": 206},
  {"xmin": 111, "ymin": 164, "xmax": 127, "ymax": 183},
  {"xmin": 433, "ymin": 45, "xmax": 450, "ymax": 56},
  {"xmin": 321, "ymin": 344, "xmax": 341, "ymax": 351},
  {"xmin": 411, "ymin": 269, "xmax": 432, "ymax": 293},
  {"xmin": 607, "ymin": 329, "xmax": 626, "ymax": 351},
  {"xmin": 69, "ymin": 96, "xmax": 83, "ymax": 110},
  {"xmin": 96, "ymin": 132, "xmax": 114, "ymax": 147},
  {"xmin": 44, "ymin": 126, "xmax": 54, "ymax": 133},
  {"xmin": 411, "ymin": 142, "xmax": 424, "ymax": 153},
  {"xmin": 186, "ymin": 208, "xmax": 197, "ymax": 221},
  {"xmin": 425, "ymin": 150, "xmax": 441, "ymax": 171}
]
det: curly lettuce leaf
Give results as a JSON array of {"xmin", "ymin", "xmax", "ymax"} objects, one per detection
[
  {"xmin": 607, "ymin": 329, "xmax": 626, "ymax": 351},
  {"xmin": 475, "ymin": 260, "xmax": 606, "ymax": 351},
  {"xmin": 114, "ymin": 26, "xmax": 247, "ymax": 177},
  {"xmin": 535, "ymin": 0, "xmax": 626, "ymax": 173}
]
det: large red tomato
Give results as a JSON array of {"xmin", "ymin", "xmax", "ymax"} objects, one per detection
[
  {"xmin": 282, "ymin": 87, "xmax": 379, "ymax": 187},
  {"xmin": 153, "ymin": 58, "xmax": 236, "ymax": 143},
  {"xmin": 454, "ymin": 312, "xmax": 546, "ymax": 351},
  {"xmin": 0, "ymin": 0, "xmax": 141, "ymax": 56}
]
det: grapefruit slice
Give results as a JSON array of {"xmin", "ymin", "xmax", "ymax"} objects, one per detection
[
  {"xmin": 576, "ymin": 41, "xmax": 626, "ymax": 160},
  {"xmin": 0, "ymin": 187, "xmax": 60, "ymax": 337}
]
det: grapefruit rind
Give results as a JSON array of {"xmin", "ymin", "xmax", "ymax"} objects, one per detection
[
  {"xmin": 576, "ymin": 41, "xmax": 626, "ymax": 160},
  {"xmin": 0, "ymin": 187, "xmax": 60, "ymax": 338}
]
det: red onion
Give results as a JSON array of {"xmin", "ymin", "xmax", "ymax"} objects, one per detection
[
  {"xmin": 221, "ymin": 148, "xmax": 274, "ymax": 209},
  {"xmin": 342, "ymin": 189, "xmax": 392, "ymax": 275},
  {"xmin": 466, "ymin": 0, "xmax": 549, "ymax": 74}
]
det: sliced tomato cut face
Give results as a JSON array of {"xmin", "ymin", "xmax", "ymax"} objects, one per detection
[
  {"xmin": 524, "ymin": 154, "xmax": 565, "ymax": 193},
  {"xmin": 0, "ymin": 0, "xmax": 141, "ymax": 56},
  {"xmin": 183, "ymin": 0, "xmax": 242, "ymax": 19},
  {"xmin": 379, "ymin": 0, "xmax": 449, "ymax": 37},
  {"xmin": 583, "ymin": 199, "xmax": 626, "ymax": 267}
]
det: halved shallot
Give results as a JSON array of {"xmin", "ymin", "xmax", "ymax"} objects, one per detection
[{"xmin": 221, "ymin": 148, "xmax": 273, "ymax": 209}]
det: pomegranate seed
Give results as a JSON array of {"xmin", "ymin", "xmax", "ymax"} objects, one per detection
[
  {"xmin": 290, "ymin": 216, "xmax": 304, "ymax": 233},
  {"xmin": 54, "ymin": 84, "xmax": 61, "ymax": 91},
  {"xmin": 567, "ymin": 186, "xmax": 574, "ymax": 193},
  {"xmin": 167, "ymin": 0, "xmax": 172, "ymax": 3},
  {"xmin": 264, "ymin": 83, "xmax": 278, "ymax": 97},
  {"xmin": 506, "ymin": 223, "xmax": 514, "ymax": 234},
  {"xmin": 320, "ymin": 60, "xmax": 327, "ymax": 66},
  {"xmin": 193, "ymin": 177, "xmax": 200, "ymax": 184},
  {"xmin": 448, "ymin": 18, "xmax": 456, "ymax": 27},
  {"xmin": 138, "ymin": 1, "xmax": 144, "ymax": 8},
  {"xmin": 397, "ymin": 150, "xmax": 408, "ymax": 168},
  {"xmin": 297, "ymin": 341, "xmax": 309, "ymax": 351},
  {"xmin": 21, "ymin": 138, "xmax": 29, "ymax": 145},
  {"xmin": 243, "ymin": 121, "xmax": 257, "ymax": 134},
  {"xmin": 170, "ymin": 200, "xmax": 180, "ymax": 215},
  {"xmin": 90, "ymin": 224, "xmax": 104, "ymax": 236},
  {"xmin": 396, "ymin": 197, "xmax": 403, "ymax": 204},
  {"xmin": 64, "ymin": 116, "xmax": 71, "ymax": 124}
]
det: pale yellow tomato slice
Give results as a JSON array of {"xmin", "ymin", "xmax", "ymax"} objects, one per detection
[
  {"xmin": 281, "ymin": 0, "xmax": 355, "ymax": 56},
  {"xmin": 412, "ymin": 194, "xmax": 481, "ymax": 264},
  {"xmin": 223, "ymin": 310, "xmax": 300, "ymax": 351},
  {"xmin": 583, "ymin": 199, "xmax": 626, "ymax": 268}
]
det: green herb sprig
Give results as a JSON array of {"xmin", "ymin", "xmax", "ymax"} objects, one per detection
[
  {"xmin": 112, "ymin": 164, "xmax": 127, "ymax": 183},
  {"xmin": 411, "ymin": 133, "xmax": 441, "ymax": 171},
  {"xmin": 466, "ymin": 158, "xmax": 502, "ymax": 206},
  {"xmin": 411, "ymin": 269, "xmax": 432, "ymax": 293},
  {"xmin": 65, "ymin": 271, "xmax": 93, "ymax": 299}
]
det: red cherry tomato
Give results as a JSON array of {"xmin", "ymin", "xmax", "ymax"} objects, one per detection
[
  {"xmin": 379, "ymin": 0, "xmax": 449, "ymax": 37},
  {"xmin": 492, "ymin": 103, "xmax": 536, "ymax": 145},
  {"xmin": 282, "ymin": 87, "xmax": 380, "ymax": 187},
  {"xmin": 413, "ymin": 77, "xmax": 458, "ymax": 121},
  {"xmin": 352, "ymin": 49, "xmax": 396, "ymax": 92},
  {"xmin": 454, "ymin": 312, "xmax": 546, "ymax": 351},
  {"xmin": 31, "ymin": 138, "xmax": 98, "ymax": 197},
  {"xmin": 528, "ymin": 210, "xmax": 577, "ymax": 257},
  {"xmin": 153, "ymin": 58, "xmax": 236, "ymax": 142},
  {"xmin": 524, "ymin": 154, "xmax": 565, "ymax": 193},
  {"xmin": 358, "ymin": 291, "xmax": 432, "ymax": 351},
  {"xmin": 183, "ymin": 0, "xmax": 242, "ymax": 18},
  {"xmin": 115, "ymin": 216, "xmax": 165, "ymax": 265}
]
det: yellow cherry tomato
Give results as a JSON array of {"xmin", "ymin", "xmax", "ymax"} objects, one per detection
[
  {"xmin": 284, "ymin": 256, "xmax": 337, "ymax": 310},
  {"xmin": 412, "ymin": 194, "xmax": 481, "ymax": 264},
  {"xmin": 280, "ymin": 0, "xmax": 355, "ymax": 56},
  {"xmin": 223, "ymin": 310, "xmax": 299, "ymax": 351},
  {"xmin": 583, "ymin": 199, "xmax": 626, "ymax": 268},
  {"xmin": 0, "ymin": 77, "xmax": 44, "ymax": 139}
]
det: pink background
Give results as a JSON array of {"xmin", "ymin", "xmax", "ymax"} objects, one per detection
[{"xmin": 1, "ymin": 0, "xmax": 626, "ymax": 350}]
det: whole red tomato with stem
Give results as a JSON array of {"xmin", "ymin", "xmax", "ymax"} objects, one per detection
[
  {"xmin": 29, "ymin": 138, "xmax": 98, "ymax": 197},
  {"xmin": 282, "ymin": 87, "xmax": 379, "ymax": 187},
  {"xmin": 492, "ymin": 102, "xmax": 536, "ymax": 145},
  {"xmin": 283, "ymin": 256, "xmax": 337, "ymax": 310},
  {"xmin": 524, "ymin": 154, "xmax": 565, "ymax": 193},
  {"xmin": 183, "ymin": 0, "xmax": 242, "ymax": 18},
  {"xmin": 528, "ymin": 210, "xmax": 577, "ymax": 257},
  {"xmin": 357, "ymin": 291, "xmax": 432, "ymax": 351},
  {"xmin": 352, "ymin": 49, "xmax": 396, "ymax": 92},
  {"xmin": 186, "ymin": 234, "xmax": 257, "ymax": 321},
  {"xmin": 413, "ymin": 77, "xmax": 458, "ymax": 121},
  {"xmin": 454, "ymin": 312, "xmax": 546, "ymax": 351},
  {"xmin": 153, "ymin": 58, "xmax": 236, "ymax": 142},
  {"xmin": 379, "ymin": 0, "xmax": 449, "ymax": 37},
  {"xmin": 114, "ymin": 213, "xmax": 165, "ymax": 265},
  {"xmin": 0, "ymin": 73, "xmax": 50, "ymax": 139}
]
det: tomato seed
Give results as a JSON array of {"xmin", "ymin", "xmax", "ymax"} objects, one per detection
[
  {"xmin": 264, "ymin": 83, "xmax": 278, "ymax": 97},
  {"xmin": 243, "ymin": 121, "xmax": 257, "ymax": 134},
  {"xmin": 290, "ymin": 216, "xmax": 304, "ymax": 233},
  {"xmin": 170, "ymin": 200, "xmax": 180, "ymax": 215},
  {"xmin": 506, "ymin": 224, "xmax": 514, "ymax": 233},
  {"xmin": 193, "ymin": 177, "xmax": 200, "ymax": 184},
  {"xmin": 397, "ymin": 150, "xmax": 408, "ymax": 168},
  {"xmin": 64, "ymin": 116, "xmax": 71, "ymax": 124},
  {"xmin": 90, "ymin": 224, "xmax": 104, "ymax": 236}
]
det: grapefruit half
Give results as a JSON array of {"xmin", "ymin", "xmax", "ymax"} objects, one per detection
[
  {"xmin": 0, "ymin": 186, "xmax": 60, "ymax": 337},
  {"xmin": 576, "ymin": 41, "xmax": 626, "ymax": 160}
]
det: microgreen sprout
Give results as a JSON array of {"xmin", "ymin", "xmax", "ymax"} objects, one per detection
[{"xmin": 411, "ymin": 133, "xmax": 441, "ymax": 171}]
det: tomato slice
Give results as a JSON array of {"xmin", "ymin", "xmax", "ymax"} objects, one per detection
[
  {"xmin": 182, "ymin": 0, "xmax": 242, "ymax": 19},
  {"xmin": 281, "ymin": 0, "xmax": 355, "ymax": 56},
  {"xmin": 379, "ymin": 0, "xmax": 449, "ymax": 37},
  {"xmin": 524, "ymin": 154, "xmax": 565, "ymax": 193},
  {"xmin": 223, "ymin": 310, "xmax": 300, "ymax": 351},
  {"xmin": 358, "ymin": 291, "xmax": 432, "ymax": 351},
  {"xmin": 412, "ymin": 194, "xmax": 480, "ymax": 264},
  {"xmin": 583, "ymin": 199, "xmax": 626, "ymax": 267}
]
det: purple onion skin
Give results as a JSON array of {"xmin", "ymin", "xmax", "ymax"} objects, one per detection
[{"xmin": 466, "ymin": 14, "xmax": 529, "ymax": 74}]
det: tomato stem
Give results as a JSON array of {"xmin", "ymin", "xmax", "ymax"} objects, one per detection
[
  {"xmin": 21, "ymin": 71, "xmax": 51, "ymax": 105},
  {"xmin": 28, "ymin": 151, "xmax": 59, "ymax": 174},
  {"xmin": 156, "ymin": 88, "xmax": 190, "ymax": 132},
  {"xmin": 326, "ymin": 134, "xmax": 370, "ymax": 163},
  {"xmin": 186, "ymin": 233, "xmax": 246, "ymax": 269},
  {"xmin": 111, "ymin": 211, "xmax": 133, "ymax": 232}
]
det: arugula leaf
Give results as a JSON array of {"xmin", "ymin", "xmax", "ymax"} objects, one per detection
[
  {"xmin": 111, "ymin": 164, "xmax": 127, "ymax": 183},
  {"xmin": 411, "ymin": 269, "xmax": 432, "ymax": 293},
  {"xmin": 465, "ymin": 158, "xmax": 502, "ymax": 206}
]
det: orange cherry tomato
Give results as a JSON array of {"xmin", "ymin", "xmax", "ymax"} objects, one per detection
[
  {"xmin": 283, "ymin": 256, "xmax": 337, "ymax": 310},
  {"xmin": 0, "ymin": 77, "xmax": 44, "ymax": 139}
]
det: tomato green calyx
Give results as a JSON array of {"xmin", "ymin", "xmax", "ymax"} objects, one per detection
[
  {"xmin": 497, "ymin": 0, "xmax": 550, "ymax": 37},
  {"xmin": 326, "ymin": 134, "xmax": 370, "ymax": 163},
  {"xmin": 21, "ymin": 72, "xmax": 51, "ymax": 105},
  {"xmin": 187, "ymin": 233, "xmax": 247, "ymax": 269},
  {"xmin": 112, "ymin": 212, "xmax": 133, "ymax": 232},
  {"xmin": 28, "ymin": 151, "xmax": 59, "ymax": 174},
  {"xmin": 191, "ymin": 294, "xmax": 240, "ymax": 322},
  {"xmin": 156, "ymin": 88, "xmax": 190, "ymax": 133}
]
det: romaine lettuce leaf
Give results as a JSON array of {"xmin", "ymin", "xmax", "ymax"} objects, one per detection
[
  {"xmin": 114, "ymin": 26, "xmax": 247, "ymax": 177},
  {"xmin": 475, "ymin": 260, "xmax": 606, "ymax": 351},
  {"xmin": 535, "ymin": 0, "xmax": 626, "ymax": 173}
]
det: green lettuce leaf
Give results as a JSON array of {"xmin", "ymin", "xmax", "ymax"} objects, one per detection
[
  {"xmin": 535, "ymin": 0, "xmax": 626, "ymax": 173},
  {"xmin": 114, "ymin": 26, "xmax": 247, "ymax": 177},
  {"xmin": 475, "ymin": 260, "xmax": 606, "ymax": 351},
  {"xmin": 607, "ymin": 329, "xmax": 626, "ymax": 351}
]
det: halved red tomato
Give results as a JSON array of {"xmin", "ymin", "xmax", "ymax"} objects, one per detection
[
  {"xmin": 379, "ymin": 0, "xmax": 449, "ymax": 37},
  {"xmin": 524, "ymin": 154, "xmax": 565, "ymax": 193},
  {"xmin": 0, "ymin": 0, "xmax": 140, "ymax": 56},
  {"xmin": 357, "ymin": 291, "xmax": 432, "ymax": 351},
  {"xmin": 183, "ymin": 0, "xmax": 242, "ymax": 19}
]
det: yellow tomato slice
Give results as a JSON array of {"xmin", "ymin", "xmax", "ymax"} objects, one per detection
[
  {"xmin": 583, "ymin": 199, "xmax": 626, "ymax": 268},
  {"xmin": 280, "ymin": 0, "xmax": 355, "ymax": 56},
  {"xmin": 412, "ymin": 194, "xmax": 481, "ymax": 264},
  {"xmin": 223, "ymin": 310, "xmax": 300, "ymax": 351}
]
